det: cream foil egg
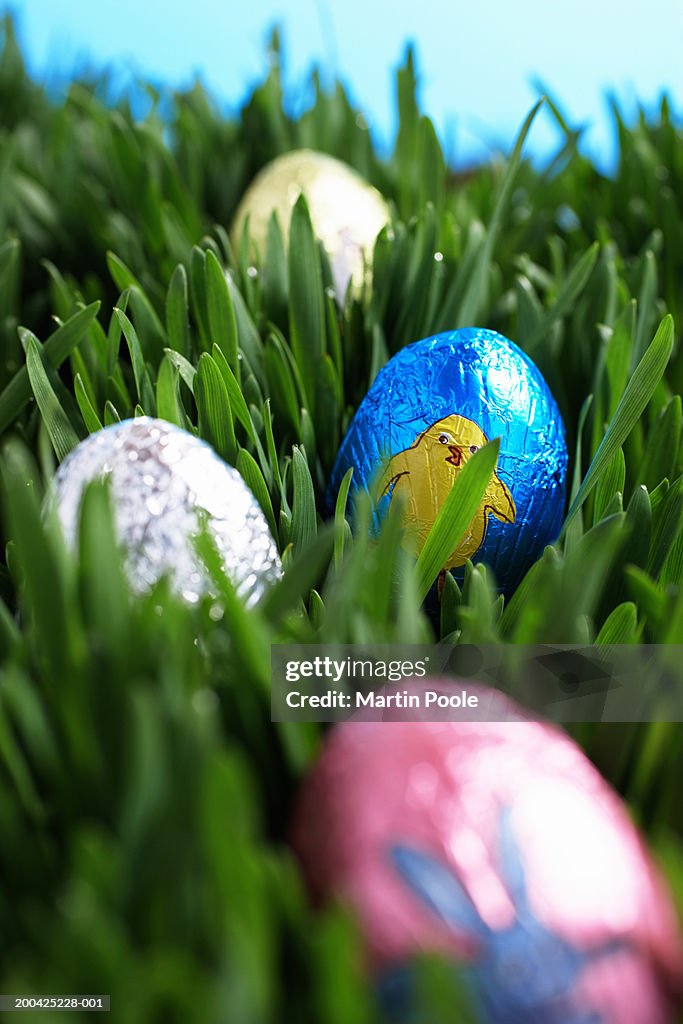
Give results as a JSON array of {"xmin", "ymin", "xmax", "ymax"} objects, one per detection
[{"xmin": 231, "ymin": 149, "xmax": 390, "ymax": 303}]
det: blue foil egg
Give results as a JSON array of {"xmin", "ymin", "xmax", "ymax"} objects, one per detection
[{"xmin": 328, "ymin": 328, "xmax": 568, "ymax": 593}]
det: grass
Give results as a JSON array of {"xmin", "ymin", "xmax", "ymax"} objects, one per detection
[{"xmin": 0, "ymin": 13, "xmax": 682, "ymax": 1022}]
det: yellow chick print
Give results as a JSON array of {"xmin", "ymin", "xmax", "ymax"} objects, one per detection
[{"xmin": 376, "ymin": 414, "xmax": 516, "ymax": 569}]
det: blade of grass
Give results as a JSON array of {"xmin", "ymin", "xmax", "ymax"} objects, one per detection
[
  {"xmin": 592, "ymin": 446, "xmax": 625, "ymax": 524},
  {"xmin": 0, "ymin": 302, "xmax": 100, "ymax": 433},
  {"xmin": 595, "ymin": 602, "xmax": 639, "ymax": 644},
  {"xmin": 649, "ymin": 479, "xmax": 683, "ymax": 580},
  {"xmin": 525, "ymin": 242, "xmax": 599, "ymax": 353},
  {"xmin": 290, "ymin": 446, "xmax": 317, "ymax": 554},
  {"xmin": 155, "ymin": 354, "xmax": 185, "ymax": 428},
  {"xmin": 106, "ymin": 251, "xmax": 165, "ymax": 343},
  {"xmin": 165, "ymin": 263, "xmax": 190, "ymax": 357},
  {"xmin": 414, "ymin": 439, "xmax": 501, "ymax": 601},
  {"xmin": 456, "ymin": 100, "xmax": 543, "ymax": 326},
  {"xmin": 563, "ymin": 315, "xmax": 674, "ymax": 532},
  {"xmin": 212, "ymin": 343, "xmax": 259, "ymax": 445},
  {"xmin": 205, "ymin": 250, "xmax": 239, "ymax": 375},
  {"xmin": 564, "ymin": 394, "xmax": 593, "ymax": 549},
  {"xmin": 261, "ymin": 526, "xmax": 335, "ymax": 626},
  {"xmin": 74, "ymin": 373, "xmax": 103, "ymax": 433},
  {"xmin": 1, "ymin": 443, "xmax": 73, "ymax": 681},
  {"xmin": 163, "ymin": 348, "xmax": 196, "ymax": 393},
  {"xmin": 104, "ymin": 401, "xmax": 121, "ymax": 425},
  {"xmin": 194, "ymin": 353, "xmax": 236, "ymax": 463},
  {"xmin": 236, "ymin": 448, "xmax": 277, "ymax": 540},
  {"xmin": 25, "ymin": 337, "xmax": 80, "ymax": 460},
  {"xmin": 334, "ymin": 467, "xmax": 354, "ymax": 570},
  {"xmin": 288, "ymin": 195, "xmax": 325, "ymax": 415},
  {"xmin": 114, "ymin": 308, "xmax": 145, "ymax": 402},
  {"xmin": 635, "ymin": 396, "xmax": 681, "ymax": 491}
]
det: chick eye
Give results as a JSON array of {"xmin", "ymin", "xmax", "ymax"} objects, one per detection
[
  {"xmin": 469, "ymin": 445, "xmax": 479, "ymax": 454},
  {"xmin": 438, "ymin": 434, "xmax": 451, "ymax": 445}
]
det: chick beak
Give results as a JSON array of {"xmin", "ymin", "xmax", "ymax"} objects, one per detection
[{"xmin": 446, "ymin": 445, "xmax": 462, "ymax": 467}]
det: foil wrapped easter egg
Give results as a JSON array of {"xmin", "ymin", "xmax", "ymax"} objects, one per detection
[
  {"xmin": 231, "ymin": 149, "xmax": 390, "ymax": 303},
  {"xmin": 49, "ymin": 417, "xmax": 281, "ymax": 605},
  {"xmin": 328, "ymin": 328, "xmax": 568, "ymax": 593},
  {"xmin": 291, "ymin": 681, "xmax": 683, "ymax": 1023}
]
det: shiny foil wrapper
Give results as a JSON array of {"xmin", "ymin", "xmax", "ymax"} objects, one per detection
[
  {"xmin": 328, "ymin": 328, "xmax": 568, "ymax": 593},
  {"xmin": 291, "ymin": 681, "xmax": 683, "ymax": 1023},
  {"xmin": 231, "ymin": 149, "xmax": 390, "ymax": 303},
  {"xmin": 49, "ymin": 417, "xmax": 281, "ymax": 605}
]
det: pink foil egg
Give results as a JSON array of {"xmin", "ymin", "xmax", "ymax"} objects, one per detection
[{"xmin": 291, "ymin": 681, "xmax": 683, "ymax": 1023}]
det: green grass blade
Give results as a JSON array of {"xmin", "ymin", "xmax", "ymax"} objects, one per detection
[
  {"xmin": 163, "ymin": 348, "xmax": 196, "ymax": 393},
  {"xmin": 77, "ymin": 479, "xmax": 130, "ymax": 660},
  {"xmin": 105, "ymin": 289, "xmax": 130, "ymax": 375},
  {"xmin": 649, "ymin": 478, "xmax": 683, "ymax": 580},
  {"xmin": 0, "ymin": 443, "xmax": 73, "ymax": 681},
  {"xmin": 165, "ymin": 263, "xmax": 190, "ymax": 357},
  {"xmin": 290, "ymin": 445, "xmax": 317, "ymax": 554},
  {"xmin": 563, "ymin": 315, "xmax": 674, "ymax": 532},
  {"xmin": 212, "ymin": 343, "xmax": 258, "ymax": 444},
  {"xmin": 155, "ymin": 354, "xmax": 185, "ymax": 428},
  {"xmin": 592, "ymin": 446, "xmax": 625, "ymax": 524},
  {"xmin": 334, "ymin": 467, "xmax": 354, "ymax": 570},
  {"xmin": 114, "ymin": 307, "xmax": 145, "ymax": 402},
  {"xmin": 236, "ymin": 448, "xmax": 278, "ymax": 540},
  {"xmin": 205, "ymin": 250, "xmax": 239, "ymax": 375},
  {"xmin": 194, "ymin": 352, "xmax": 236, "ymax": 463},
  {"xmin": 635, "ymin": 396, "xmax": 682, "ymax": 491},
  {"xmin": 106, "ymin": 251, "xmax": 165, "ymax": 345},
  {"xmin": 26, "ymin": 337, "xmax": 80, "ymax": 460},
  {"xmin": 74, "ymin": 373, "xmax": 103, "ymax": 433},
  {"xmin": 288, "ymin": 195, "xmax": 325, "ymax": 414},
  {"xmin": 104, "ymin": 400, "xmax": 121, "ymax": 425},
  {"xmin": 225, "ymin": 271, "xmax": 265, "ymax": 379},
  {"xmin": 605, "ymin": 301, "xmax": 635, "ymax": 411},
  {"xmin": 261, "ymin": 526, "xmax": 335, "ymax": 626},
  {"xmin": 564, "ymin": 394, "xmax": 593, "ymax": 549},
  {"xmin": 263, "ymin": 211, "xmax": 288, "ymax": 322},
  {"xmin": 193, "ymin": 526, "xmax": 270, "ymax": 688},
  {"xmin": 595, "ymin": 601, "xmax": 639, "ymax": 643},
  {"xmin": 190, "ymin": 245, "xmax": 210, "ymax": 349},
  {"xmin": 456, "ymin": 100, "xmax": 543, "ymax": 326},
  {"xmin": 264, "ymin": 333, "xmax": 302, "ymax": 434},
  {"xmin": 661, "ymin": 524, "xmax": 683, "ymax": 586},
  {"xmin": 414, "ymin": 439, "xmax": 501, "ymax": 601},
  {"xmin": 633, "ymin": 249, "xmax": 658, "ymax": 368},
  {"xmin": 0, "ymin": 302, "xmax": 100, "ymax": 434},
  {"xmin": 525, "ymin": 242, "xmax": 599, "ymax": 353}
]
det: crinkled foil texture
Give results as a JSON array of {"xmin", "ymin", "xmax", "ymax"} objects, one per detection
[
  {"xmin": 50, "ymin": 417, "xmax": 281, "ymax": 605},
  {"xmin": 328, "ymin": 328, "xmax": 569, "ymax": 593},
  {"xmin": 291, "ymin": 681, "xmax": 683, "ymax": 1024}
]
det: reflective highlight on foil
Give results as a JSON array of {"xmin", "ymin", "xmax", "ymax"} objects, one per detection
[
  {"xmin": 328, "ymin": 328, "xmax": 568, "ymax": 593},
  {"xmin": 49, "ymin": 417, "xmax": 282, "ymax": 605},
  {"xmin": 291, "ymin": 681, "xmax": 683, "ymax": 1024},
  {"xmin": 391, "ymin": 807, "xmax": 623, "ymax": 1023},
  {"xmin": 377, "ymin": 414, "xmax": 516, "ymax": 568}
]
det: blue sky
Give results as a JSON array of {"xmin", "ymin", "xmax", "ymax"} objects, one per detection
[{"xmin": 8, "ymin": 0, "xmax": 683, "ymax": 169}]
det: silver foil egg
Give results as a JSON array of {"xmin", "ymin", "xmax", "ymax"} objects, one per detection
[{"xmin": 49, "ymin": 417, "xmax": 281, "ymax": 605}]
